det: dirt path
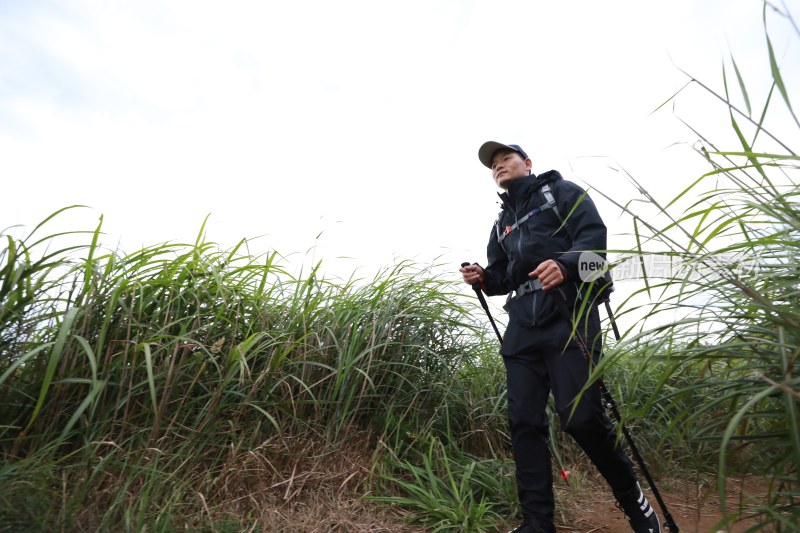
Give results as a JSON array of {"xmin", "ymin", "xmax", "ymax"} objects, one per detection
[{"xmin": 553, "ymin": 478, "xmax": 766, "ymax": 533}]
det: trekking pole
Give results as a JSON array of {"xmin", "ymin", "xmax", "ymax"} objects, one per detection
[
  {"xmin": 461, "ymin": 262, "xmax": 571, "ymax": 485},
  {"xmin": 558, "ymin": 291, "xmax": 679, "ymax": 532},
  {"xmin": 460, "ymin": 262, "xmax": 503, "ymax": 343}
]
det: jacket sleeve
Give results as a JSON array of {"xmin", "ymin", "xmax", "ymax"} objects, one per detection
[
  {"xmin": 482, "ymin": 223, "xmax": 512, "ymax": 296},
  {"xmin": 554, "ymin": 180, "xmax": 607, "ymax": 282}
]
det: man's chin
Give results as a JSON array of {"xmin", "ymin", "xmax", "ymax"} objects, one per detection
[{"xmin": 496, "ymin": 176, "xmax": 513, "ymax": 188}]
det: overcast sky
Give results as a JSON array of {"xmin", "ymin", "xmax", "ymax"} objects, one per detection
[{"xmin": 1, "ymin": 0, "xmax": 797, "ymax": 293}]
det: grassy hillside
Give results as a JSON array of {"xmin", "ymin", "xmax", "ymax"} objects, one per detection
[{"xmin": 2, "ymin": 4, "xmax": 798, "ymax": 532}]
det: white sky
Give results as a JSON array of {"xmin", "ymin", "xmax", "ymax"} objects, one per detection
[{"xmin": 1, "ymin": 0, "xmax": 798, "ymax": 299}]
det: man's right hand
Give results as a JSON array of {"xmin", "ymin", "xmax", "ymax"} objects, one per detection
[{"xmin": 459, "ymin": 263, "xmax": 484, "ymax": 287}]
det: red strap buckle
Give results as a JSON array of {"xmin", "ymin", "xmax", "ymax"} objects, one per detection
[{"xmin": 504, "ymin": 225, "xmax": 512, "ymax": 235}]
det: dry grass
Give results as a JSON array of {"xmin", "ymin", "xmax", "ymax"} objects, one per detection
[{"xmin": 206, "ymin": 432, "xmax": 427, "ymax": 533}]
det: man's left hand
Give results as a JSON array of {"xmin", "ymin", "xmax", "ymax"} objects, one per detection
[{"xmin": 529, "ymin": 260, "xmax": 565, "ymax": 291}]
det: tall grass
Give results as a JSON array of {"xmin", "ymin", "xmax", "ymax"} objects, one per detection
[
  {"xmin": 590, "ymin": 4, "xmax": 799, "ymax": 530},
  {"xmin": 0, "ymin": 207, "xmax": 677, "ymax": 532},
  {"xmin": 0, "ymin": 213, "xmax": 492, "ymax": 531}
]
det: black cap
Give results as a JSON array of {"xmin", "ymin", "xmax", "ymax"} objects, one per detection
[{"xmin": 478, "ymin": 141, "xmax": 529, "ymax": 168}]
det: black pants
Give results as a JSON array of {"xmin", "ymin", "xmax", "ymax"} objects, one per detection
[{"xmin": 502, "ymin": 323, "xmax": 638, "ymax": 527}]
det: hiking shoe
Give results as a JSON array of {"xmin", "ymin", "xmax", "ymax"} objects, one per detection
[
  {"xmin": 506, "ymin": 519, "xmax": 546, "ymax": 533},
  {"xmin": 507, "ymin": 522, "xmax": 532, "ymax": 533},
  {"xmin": 614, "ymin": 482, "xmax": 661, "ymax": 533}
]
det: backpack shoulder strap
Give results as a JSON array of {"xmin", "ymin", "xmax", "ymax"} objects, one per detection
[
  {"xmin": 540, "ymin": 183, "xmax": 563, "ymax": 223},
  {"xmin": 496, "ymin": 183, "xmax": 561, "ymax": 245}
]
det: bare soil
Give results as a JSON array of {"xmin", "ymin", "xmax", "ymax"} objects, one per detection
[{"xmin": 553, "ymin": 479, "xmax": 766, "ymax": 533}]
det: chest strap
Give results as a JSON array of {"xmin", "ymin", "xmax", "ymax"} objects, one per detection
[{"xmin": 496, "ymin": 184, "xmax": 559, "ymax": 244}]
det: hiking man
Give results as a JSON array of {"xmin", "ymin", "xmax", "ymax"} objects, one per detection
[{"xmin": 459, "ymin": 141, "xmax": 661, "ymax": 533}]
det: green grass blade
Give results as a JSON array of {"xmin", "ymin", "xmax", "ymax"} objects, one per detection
[
  {"xmin": 766, "ymin": 34, "xmax": 800, "ymax": 128},
  {"xmin": 24, "ymin": 307, "xmax": 79, "ymax": 431},
  {"xmin": 140, "ymin": 342, "xmax": 159, "ymax": 417},
  {"xmin": 730, "ymin": 53, "xmax": 752, "ymax": 116}
]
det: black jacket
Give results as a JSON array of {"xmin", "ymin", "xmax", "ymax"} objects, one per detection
[{"xmin": 482, "ymin": 170, "xmax": 607, "ymax": 354}]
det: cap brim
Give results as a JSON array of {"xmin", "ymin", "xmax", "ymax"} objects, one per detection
[{"xmin": 478, "ymin": 141, "xmax": 515, "ymax": 168}]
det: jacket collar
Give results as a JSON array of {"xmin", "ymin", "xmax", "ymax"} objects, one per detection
[{"xmin": 497, "ymin": 170, "xmax": 562, "ymax": 208}]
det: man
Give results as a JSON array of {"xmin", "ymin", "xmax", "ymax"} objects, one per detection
[{"xmin": 459, "ymin": 141, "xmax": 661, "ymax": 533}]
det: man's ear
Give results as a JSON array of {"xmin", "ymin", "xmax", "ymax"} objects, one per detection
[{"xmin": 525, "ymin": 158, "xmax": 533, "ymax": 173}]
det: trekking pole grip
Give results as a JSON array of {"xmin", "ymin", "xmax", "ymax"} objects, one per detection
[{"xmin": 460, "ymin": 262, "xmax": 481, "ymax": 291}]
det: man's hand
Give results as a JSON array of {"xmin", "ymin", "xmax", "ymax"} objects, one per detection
[
  {"xmin": 460, "ymin": 263, "xmax": 484, "ymax": 287},
  {"xmin": 529, "ymin": 260, "xmax": 565, "ymax": 291}
]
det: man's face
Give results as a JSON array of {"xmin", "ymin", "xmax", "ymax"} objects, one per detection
[{"xmin": 491, "ymin": 149, "xmax": 531, "ymax": 189}]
